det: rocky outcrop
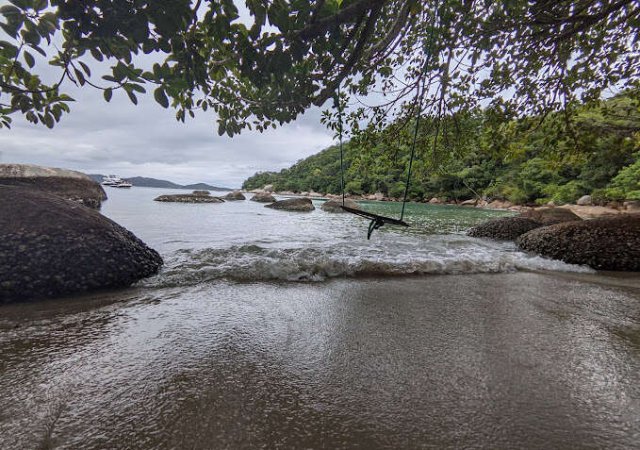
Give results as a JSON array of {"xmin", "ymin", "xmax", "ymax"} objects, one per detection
[
  {"xmin": 429, "ymin": 198, "xmax": 442, "ymax": 204},
  {"xmin": 624, "ymin": 201, "xmax": 640, "ymax": 212},
  {"xmin": 0, "ymin": 186, "xmax": 163, "ymax": 303},
  {"xmin": 250, "ymin": 192, "xmax": 276, "ymax": 202},
  {"xmin": 517, "ymin": 215, "xmax": 640, "ymax": 271},
  {"xmin": 265, "ymin": 197, "xmax": 315, "ymax": 212},
  {"xmin": 0, "ymin": 163, "xmax": 107, "ymax": 209},
  {"xmin": 225, "ymin": 190, "xmax": 246, "ymax": 201},
  {"xmin": 520, "ymin": 207, "xmax": 582, "ymax": 225},
  {"xmin": 154, "ymin": 193, "xmax": 224, "ymax": 203},
  {"xmin": 192, "ymin": 190, "xmax": 210, "ymax": 196},
  {"xmin": 321, "ymin": 198, "xmax": 361, "ymax": 213},
  {"xmin": 263, "ymin": 184, "xmax": 274, "ymax": 192},
  {"xmin": 467, "ymin": 217, "xmax": 543, "ymax": 240}
]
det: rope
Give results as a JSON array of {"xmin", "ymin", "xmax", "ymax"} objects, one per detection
[
  {"xmin": 400, "ymin": 95, "xmax": 422, "ymax": 221},
  {"xmin": 338, "ymin": 86, "xmax": 345, "ymax": 206}
]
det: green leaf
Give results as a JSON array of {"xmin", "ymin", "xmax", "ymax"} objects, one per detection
[
  {"xmin": 103, "ymin": 88, "xmax": 112, "ymax": 102},
  {"xmin": 78, "ymin": 61, "xmax": 91, "ymax": 77},
  {"xmin": 126, "ymin": 90, "xmax": 138, "ymax": 105},
  {"xmin": 154, "ymin": 87, "xmax": 169, "ymax": 108},
  {"xmin": 23, "ymin": 50, "xmax": 35, "ymax": 68}
]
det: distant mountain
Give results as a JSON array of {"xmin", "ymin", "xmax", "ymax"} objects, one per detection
[{"xmin": 88, "ymin": 174, "xmax": 233, "ymax": 191}]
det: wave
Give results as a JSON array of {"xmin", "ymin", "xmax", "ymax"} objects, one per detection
[{"xmin": 142, "ymin": 237, "xmax": 593, "ymax": 287}]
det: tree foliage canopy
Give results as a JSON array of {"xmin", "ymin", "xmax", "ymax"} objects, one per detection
[{"xmin": 1, "ymin": 0, "xmax": 639, "ymax": 135}]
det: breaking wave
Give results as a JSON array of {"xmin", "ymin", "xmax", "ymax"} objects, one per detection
[{"xmin": 143, "ymin": 236, "xmax": 593, "ymax": 287}]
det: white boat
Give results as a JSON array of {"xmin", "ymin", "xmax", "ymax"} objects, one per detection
[
  {"xmin": 101, "ymin": 175, "xmax": 123, "ymax": 186},
  {"xmin": 102, "ymin": 175, "xmax": 132, "ymax": 188}
]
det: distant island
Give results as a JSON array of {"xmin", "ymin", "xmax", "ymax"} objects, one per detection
[{"xmin": 88, "ymin": 174, "xmax": 233, "ymax": 191}]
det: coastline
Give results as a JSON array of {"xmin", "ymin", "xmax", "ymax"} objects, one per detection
[{"xmin": 250, "ymin": 189, "xmax": 637, "ymax": 219}]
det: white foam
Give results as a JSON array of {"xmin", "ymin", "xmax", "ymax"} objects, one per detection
[{"xmin": 143, "ymin": 235, "xmax": 593, "ymax": 287}]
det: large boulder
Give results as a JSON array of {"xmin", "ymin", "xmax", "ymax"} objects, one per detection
[
  {"xmin": 321, "ymin": 198, "xmax": 361, "ymax": 213},
  {"xmin": 265, "ymin": 197, "xmax": 315, "ymax": 212},
  {"xmin": 0, "ymin": 163, "xmax": 107, "ymax": 209},
  {"xmin": 520, "ymin": 207, "xmax": 582, "ymax": 225},
  {"xmin": 467, "ymin": 217, "xmax": 542, "ymax": 240},
  {"xmin": 516, "ymin": 215, "xmax": 640, "ymax": 271},
  {"xmin": 263, "ymin": 184, "xmax": 274, "ymax": 192},
  {"xmin": 0, "ymin": 186, "xmax": 163, "ymax": 303},
  {"xmin": 154, "ymin": 193, "xmax": 224, "ymax": 203},
  {"xmin": 225, "ymin": 190, "xmax": 246, "ymax": 201},
  {"xmin": 250, "ymin": 192, "xmax": 276, "ymax": 202}
]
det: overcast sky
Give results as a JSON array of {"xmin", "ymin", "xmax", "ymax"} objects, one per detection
[{"xmin": 0, "ymin": 78, "xmax": 335, "ymax": 188}]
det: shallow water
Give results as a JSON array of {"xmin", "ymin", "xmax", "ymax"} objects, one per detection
[{"xmin": 1, "ymin": 188, "xmax": 639, "ymax": 449}]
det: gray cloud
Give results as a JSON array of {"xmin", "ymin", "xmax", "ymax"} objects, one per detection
[{"xmin": 0, "ymin": 77, "xmax": 333, "ymax": 188}]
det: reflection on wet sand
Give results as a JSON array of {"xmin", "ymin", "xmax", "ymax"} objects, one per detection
[{"xmin": 0, "ymin": 272, "xmax": 639, "ymax": 449}]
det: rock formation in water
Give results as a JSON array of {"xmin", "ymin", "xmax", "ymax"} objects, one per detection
[
  {"xmin": 250, "ymin": 191, "xmax": 276, "ymax": 202},
  {"xmin": 154, "ymin": 191, "xmax": 224, "ymax": 203},
  {"xmin": 225, "ymin": 190, "xmax": 246, "ymax": 201},
  {"xmin": 321, "ymin": 198, "xmax": 361, "ymax": 213},
  {"xmin": 265, "ymin": 197, "xmax": 315, "ymax": 212},
  {"xmin": 467, "ymin": 217, "xmax": 543, "ymax": 240},
  {"xmin": 0, "ymin": 186, "xmax": 163, "ymax": 303},
  {"xmin": 517, "ymin": 215, "xmax": 640, "ymax": 271},
  {"xmin": 0, "ymin": 163, "xmax": 107, "ymax": 209}
]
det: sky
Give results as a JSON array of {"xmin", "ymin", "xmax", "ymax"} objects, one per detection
[{"xmin": 0, "ymin": 78, "xmax": 335, "ymax": 189}]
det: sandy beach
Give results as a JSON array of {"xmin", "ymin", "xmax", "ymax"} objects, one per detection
[{"xmin": 1, "ymin": 270, "xmax": 639, "ymax": 449}]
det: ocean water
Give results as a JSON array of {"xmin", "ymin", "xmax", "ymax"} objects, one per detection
[
  {"xmin": 1, "ymin": 187, "xmax": 639, "ymax": 449},
  {"xmin": 101, "ymin": 188, "xmax": 593, "ymax": 284}
]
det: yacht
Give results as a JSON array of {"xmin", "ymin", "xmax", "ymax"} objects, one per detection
[{"xmin": 101, "ymin": 175, "xmax": 132, "ymax": 188}]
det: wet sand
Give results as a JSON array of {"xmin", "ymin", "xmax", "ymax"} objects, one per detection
[{"xmin": 1, "ymin": 271, "xmax": 639, "ymax": 449}]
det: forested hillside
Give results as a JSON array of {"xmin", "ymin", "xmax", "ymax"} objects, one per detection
[{"xmin": 244, "ymin": 94, "xmax": 640, "ymax": 205}]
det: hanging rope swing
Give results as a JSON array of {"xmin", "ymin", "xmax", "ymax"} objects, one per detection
[{"xmin": 335, "ymin": 86, "xmax": 422, "ymax": 239}]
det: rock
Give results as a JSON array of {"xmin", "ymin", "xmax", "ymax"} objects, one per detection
[
  {"xmin": 467, "ymin": 217, "xmax": 543, "ymax": 240},
  {"xmin": 300, "ymin": 191, "xmax": 310, "ymax": 197},
  {"xmin": 0, "ymin": 186, "xmax": 163, "ymax": 303},
  {"xmin": 460, "ymin": 199, "xmax": 477, "ymax": 207},
  {"xmin": 624, "ymin": 201, "xmax": 640, "ymax": 212},
  {"xmin": 546, "ymin": 201, "xmax": 556, "ymax": 207},
  {"xmin": 576, "ymin": 195, "xmax": 592, "ymax": 206},
  {"xmin": 265, "ymin": 197, "xmax": 315, "ymax": 212},
  {"xmin": 192, "ymin": 190, "xmax": 210, "ymax": 196},
  {"xmin": 154, "ymin": 194, "xmax": 224, "ymax": 203},
  {"xmin": 429, "ymin": 198, "xmax": 442, "ymax": 204},
  {"xmin": 0, "ymin": 163, "xmax": 107, "ymax": 209},
  {"xmin": 321, "ymin": 198, "xmax": 361, "ymax": 213},
  {"xmin": 263, "ymin": 184, "xmax": 274, "ymax": 192},
  {"xmin": 374, "ymin": 192, "xmax": 385, "ymax": 201},
  {"xmin": 250, "ymin": 192, "xmax": 276, "ymax": 202},
  {"xmin": 487, "ymin": 200, "xmax": 513, "ymax": 210},
  {"xmin": 225, "ymin": 190, "xmax": 246, "ymax": 201},
  {"xmin": 520, "ymin": 207, "xmax": 582, "ymax": 225},
  {"xmin": 517, "ymin": 215, "xmax": 640, "ymax": 271}
]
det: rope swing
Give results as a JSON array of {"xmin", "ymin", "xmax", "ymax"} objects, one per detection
[{"xmin": 336, "ymin": 86, "xmax": 421, "ymax": 239}]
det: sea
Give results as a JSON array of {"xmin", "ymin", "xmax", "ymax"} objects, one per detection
[{"xmin": 0, "ymin": 187, "xmax": 639, "ymax": 449}]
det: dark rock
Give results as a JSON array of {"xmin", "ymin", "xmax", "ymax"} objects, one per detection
[
  {"xmin": 265, "ymin": 197, "xmax": 315, "ymax": 212},
  {"xmin": 467, "ymin": 217, "xmax": 543, "ymax": 240},
  {"xmin": 0, "ymin": 163, "xmax": 107, "ymax": 209},
  {"xmin": 520, "ymin": 207, "xmax": 582, "ymax": 225},
  {"xmin": 250, "ymin": 192, "xmax": 276, "ymax": 203},
  {"xmin": 154, "ymin": 194, "xmax": 224, "ymax": 203},
  {"xmin": 0, "ymin": 186, "xmax": 163, "ymax": 303},
  {"xmin": 225, "ymin": 190, "xmax": 246, "ymax": 201},
  {"xmin": 192, "ymin": 190, "xmax": 210, "ymax": 196},
  {"xmin": 321, "ymin": 198, "xmax": 361, "ymax": 213},
  {"xmin": 517, "ymin": 215, "xmax": 640, "ymax": 271}
]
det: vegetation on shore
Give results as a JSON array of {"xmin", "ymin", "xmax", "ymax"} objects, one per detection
[{"xmin": 243, "ymin": 93, "xmax": 640, "ymax": 206}]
